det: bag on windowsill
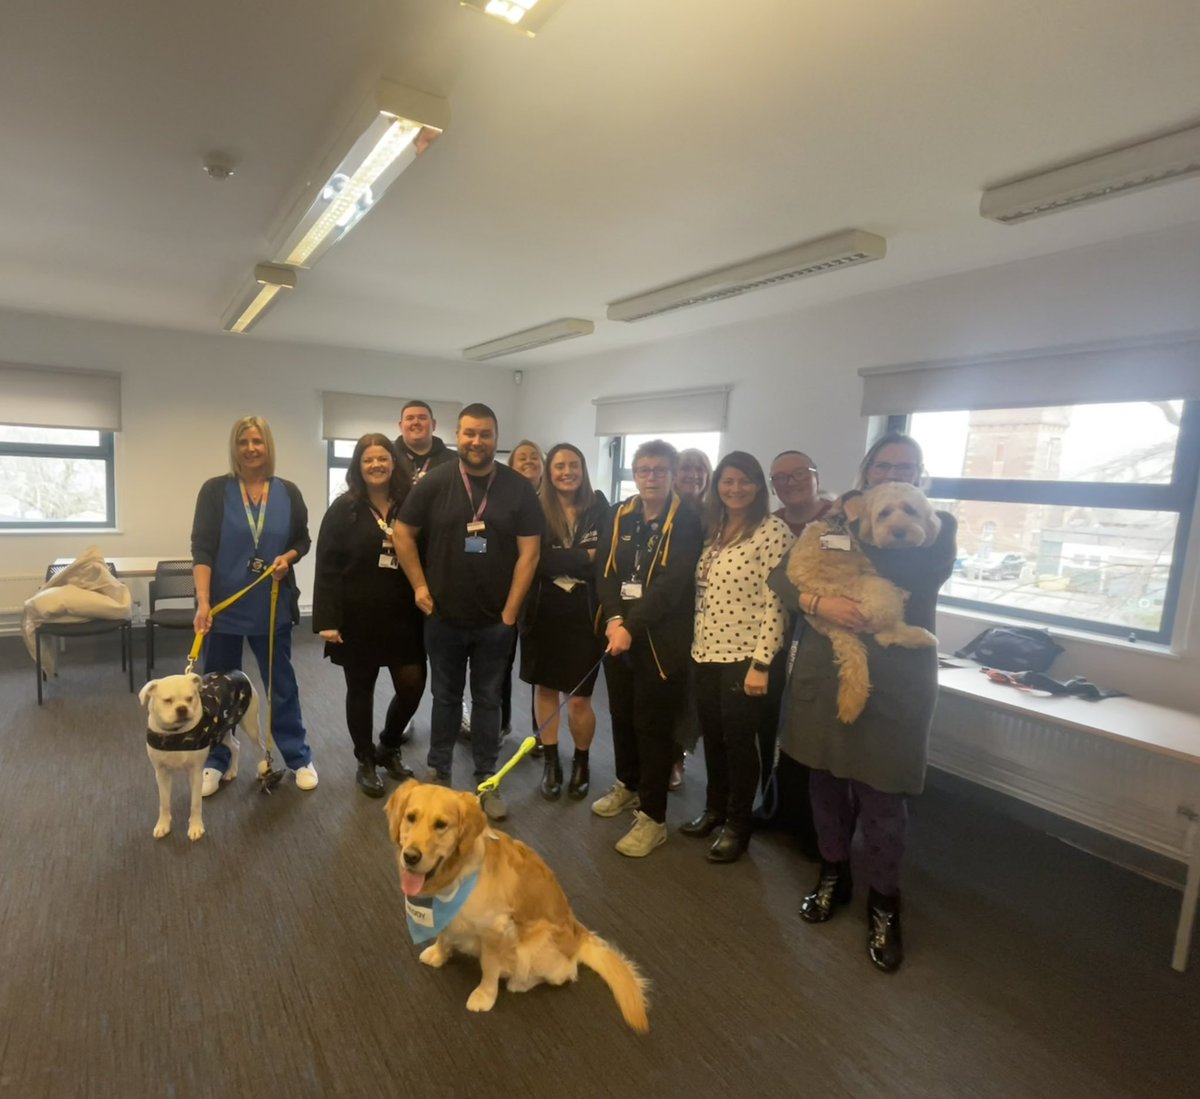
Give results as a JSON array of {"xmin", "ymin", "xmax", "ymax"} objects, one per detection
[{"xmin": 954, "ymin": 625, "xmax": 1064, "ymax": 673}]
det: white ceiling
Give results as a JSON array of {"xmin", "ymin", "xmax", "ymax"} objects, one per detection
[{"xmin": 2, "ymin": 0, "xmax": 1199, "ymax": 366}]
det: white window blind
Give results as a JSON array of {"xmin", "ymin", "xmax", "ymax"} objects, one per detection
[
  {"xmin": 322, "ymin": 392, "xmax": 462, "ymax": 441},
  {"xmin": 0, "ymin": 363, "xmax": 122, "ymax": 431},
  {"xmin": 859, "ymin": 336, "xmax": 1200, "ymax": 415},
  {"xmin": 592, "ymin": 386, "xmax": 729, "ymax": 436}
]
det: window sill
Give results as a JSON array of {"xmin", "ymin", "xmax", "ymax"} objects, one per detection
[
  {"xmin": 936, "ymin": 603, "xmax": 1181, "ymax": 660},
  {"xmin": 0, "ymin": 527, "xmax": 122, "ymax": 536}
]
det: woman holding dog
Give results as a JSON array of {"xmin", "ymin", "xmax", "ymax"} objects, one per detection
[
  {"xmin": 519, "ymin": 443, "xmax": 608, "ymax": 800},
  {"xmin": 313, "ymin": 434, "xmax": 424, "ymax": 798},
  {"xmin": 191, "ymin": 415, "xmax": 317, "ymax": 794},
  {"xmin": 683, "ymin": 452, "xmax": 793, "ymax": 863},
  {"xmin": 772, "ymin": 433, "xmax": 957, "ymax": 972}
]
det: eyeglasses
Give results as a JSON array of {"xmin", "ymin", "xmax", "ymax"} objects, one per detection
[
  {"xmin": 870, "ymin": 461, "xmax": 918, "ymax": 476},
  {"xmin": 770, "ymin": 468, "xmax": 817, "ymax": 486},
  {"xmin": 633, "ymin": 466, "xmax": 671, "ymax": 480}
]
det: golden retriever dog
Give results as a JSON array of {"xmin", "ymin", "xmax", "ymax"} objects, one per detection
[
  {"xmin": 786, "ymin": 482, "xmax": 940, "ymax": 723},
  {"xmin": 385, "ymin": 781, "xmax": 650, "ymax": 1033}
]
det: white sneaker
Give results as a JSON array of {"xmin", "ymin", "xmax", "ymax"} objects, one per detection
[
  {"xmin": 295, "ymin": 763, "xmax": 319, "ymax": 791},
  {"xmin": 591, "ymin": 781, "xmax": 640, "ymax": 818},
  {"xmin": 201, "ymin": 767, "xmax": 229, "ymax": 797},
  {"xmin": 615, "ymin": 811, "xmax": 667, "ymax": 858}
]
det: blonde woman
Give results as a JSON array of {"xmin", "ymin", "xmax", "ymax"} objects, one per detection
[
  {"xmin": 191, "ymin": 415, "xmax": 317, "ymax": 794},
  {"xmin": 520, "ymin": 443, "xmax": 608, "ymax": 799}
]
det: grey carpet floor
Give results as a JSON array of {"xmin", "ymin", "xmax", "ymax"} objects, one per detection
[{"xmin": 1, "ymin": 629, "xmax": 1197, "ymax": 1099}]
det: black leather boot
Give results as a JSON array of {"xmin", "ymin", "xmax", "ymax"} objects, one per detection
[
  {"xmin": 375, "ymin": 747, "xmax": 414, "ymax": 782},
  {"xmin": 799, "ymin": 860, "xmax": 853, "ymax": 923},
  {"xmin": 355, "ymin": 761, "xmax": 385, "ymax": 798},
  {"xmin": 707, "ymin": 825, "xmax": 750, "ymax": 863},
  {"xmin": 540, "ymin": 752, "xmax": 563, "ymax": 800},
  {"xmin": 680, "ymin": 810, "xmax": 725, "ymax": 837},
  {"xmin": 866, "ymin": 888, "xmax": 903, "ymax": 972},
  {"xmin": 567, "ymin": 754, "xmax": 590, "ymax": 799}
]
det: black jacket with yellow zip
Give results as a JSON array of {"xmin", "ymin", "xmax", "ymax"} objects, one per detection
[{"xmin": 595, "ymin": 491, "xmax": 704, "ymax": 679}]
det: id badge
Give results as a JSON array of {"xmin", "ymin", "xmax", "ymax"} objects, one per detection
[
  {"xmin": 620, "ymin": 580, "xmax": 643, "ymax": 600},
  {"xmin": 465, "ymin": 535, "xmax": 488, "ymax": 554},
  {"xmin": 378, "ymin": 554, "xmax": 398, "ymax": 569},
  {"xmin": 819, "ymin": 534, "xmax": 852, "ymax": 552},
  {"xmin": 248, "ymin": 557, "xmax": 265, "ymax": 574}
]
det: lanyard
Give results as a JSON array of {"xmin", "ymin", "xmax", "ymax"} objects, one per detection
[
  {"xmin": 459, "ymin": 464, "xmax": 496, "ymax": 523},
  {"xmin": 239, "ymin": 480, "xmax": 270, "ymax": 551},
  {"xmin": 367, "ymin": 501, "xmax": 393, "ymax": 535},
  {"xmin": 409, "ymin": 451, "xmax": 432, "ymax": 483},
  {"xmin": 631, "ymin": 512, "xmax": 661, "ymax": 580}
]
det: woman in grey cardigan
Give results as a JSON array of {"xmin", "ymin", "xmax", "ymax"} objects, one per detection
[{"xmin": 770, "ymin": 433, "xmax": 956, "ymax": 972}]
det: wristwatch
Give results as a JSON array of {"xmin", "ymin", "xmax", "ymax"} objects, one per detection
[{"xmin": 750, "ymin": 660, "xmax": 770, "ymax": 673}]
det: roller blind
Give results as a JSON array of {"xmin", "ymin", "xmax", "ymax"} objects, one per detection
[
  {"xmin": 859, "ymin": 335, "xmax": 1200, "ymax": 415},
  {"xmin": 322, "ymin": 392, "xmax": 462, "ymax": 441},
  {"xmin": 0, "ymin": 363, "xmax": 122, "ymax": 431},
  {"xmin": 592, "ymin": 386, "xmax": 729, "ymax": 436}
]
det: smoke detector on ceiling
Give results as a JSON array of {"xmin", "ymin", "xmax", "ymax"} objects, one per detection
[{"xmin": 202, "ymin": 157, "xmax": 236, "ymax": 182}]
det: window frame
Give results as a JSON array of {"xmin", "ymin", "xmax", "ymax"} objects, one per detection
[
  {"xmin": 327, "ymin": 439, "xmax": 353, "ymax": 505},
  {"xmin": 889, "ymin": 402, "xmax": 1200, "ymax": 643},
  {"xmin": 0, "ymin": 429, "xmax": 116, "ymax": 529}
]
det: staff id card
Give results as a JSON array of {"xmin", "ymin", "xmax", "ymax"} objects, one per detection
[
  {"xmin": 465, "ymin": 535, "xmax": 488, "ymax": 554},
  {"xmin": 620, "ymin": 580, "xmax": 643, "ymax": 600}
]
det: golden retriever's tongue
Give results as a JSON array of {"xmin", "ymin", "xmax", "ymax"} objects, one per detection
[{"xmin": 401, "ymin": 870, "xmax": 426, "ymax": 896}]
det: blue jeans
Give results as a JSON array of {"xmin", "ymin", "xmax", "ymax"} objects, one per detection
[
  {"xmin": 202, "ymin": 629, "xmax": 312, "ymax": 773},
  {"xmin": 424, "ymin": 616, "xmax": 515, "ymax": 780}
]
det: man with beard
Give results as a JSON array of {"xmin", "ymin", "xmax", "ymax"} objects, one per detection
[
  {"xmin": 394, "ymin": 404, "xmax": 543, "ymax": 820},
  {"xmin": 394, "ymin": 400, "xmax": 455, "ymax": 486}
]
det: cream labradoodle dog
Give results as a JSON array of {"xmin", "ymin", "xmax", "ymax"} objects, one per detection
[{"xmin": 786, "ymin": 482, "xmax": 940, "ymax": 723}]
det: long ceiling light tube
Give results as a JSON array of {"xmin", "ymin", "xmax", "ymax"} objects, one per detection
[
  {"xmin": 980, "ymin": 124, "xmax": 1200, "ymax": 225},
  {"xmin": 272, "ymin": 80, "xmax": 449, "ymax": 270},
  {"xmin": 223, "ymin": 264, "xmax": 298, "ymax": 334},
  {"xmin": 463, "ymin": 318, "xmax": 594, "ymax": 360},
  {"xmin": 606, "ymin": 229, "xmax": 887, "ymax": 323}
]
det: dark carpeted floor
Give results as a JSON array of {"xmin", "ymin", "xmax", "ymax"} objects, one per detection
[{"xmin": 1, "ymin": 628, "xmax": 1197, "ymax": 1099}]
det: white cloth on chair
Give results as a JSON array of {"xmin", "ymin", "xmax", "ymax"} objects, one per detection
[{"xmin": 22, "ymin": 546, "xmax": 132, "ymax": 675}]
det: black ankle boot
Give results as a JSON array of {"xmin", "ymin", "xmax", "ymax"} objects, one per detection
[
  {"xmin": 375, "ymin": 747, "xmax": 414, "ymax": 782},
  {"xmin": 540, "ymin": 752, "xmax": 563, "ymax": 800},
  {"xmin": 567, "ymin": 754, "xmax": 590, "ymax": 799},
  {"xmin": 680, "ymin": 810, "xmax": 725, "ymax": 837},
  {"xmin": 355, "ymin": 761, "xmax": 385, "ymax": 798},
  {"xmin": 707, "ymin": 825, "xmax": 750, "ymax": 863},
  {"xmin": 866, "ymin": 888, "xmax": 903, "ymax": 972},
  {"xmin": 799, "ymin": 860, "xmax": 853, "ymax": 923}
]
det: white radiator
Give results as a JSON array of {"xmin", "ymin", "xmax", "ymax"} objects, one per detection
[
  {"xmin": 929, "ymin": 693, "xmax": 1197, "ymax": 862},
  {"xmin": 0, "ymin": 574, "xmax": 41, "ymax": 636}
]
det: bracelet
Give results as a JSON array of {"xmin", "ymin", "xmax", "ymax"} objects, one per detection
[
  {"xmin": 812, "ymin": 595, "xmax": 822, "ymax": 616},
  {"xmin": 606, "ymin": 615, "xmax": 624, "ymax": 625}
]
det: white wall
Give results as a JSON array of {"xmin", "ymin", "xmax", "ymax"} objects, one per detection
[
  {"xmin": 0, "ymin": 310, "xmax": 519, "ymax": 608},
  {"xmin": 514, "ymin": 224, "xmax": 1200, "ymax": 712}
]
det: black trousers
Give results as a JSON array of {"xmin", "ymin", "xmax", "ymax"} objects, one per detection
[
  {"xmin": 603, "ymin": 647, "xmax": 684, "ymax": 823},
  {"xmin": 342, "ymin": 662, "xmax": 426, "ymax": 764},
  {"xmin": 694, "ymin": 659, "xmax": 762, "ymax": 831}
]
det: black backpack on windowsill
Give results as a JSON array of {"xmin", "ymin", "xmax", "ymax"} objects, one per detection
[{"xmin": 954, "ymin": 626, "xmax": 1064, "ymax": 673}]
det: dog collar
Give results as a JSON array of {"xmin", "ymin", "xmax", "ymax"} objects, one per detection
[
  {"xmin": 145, "ymin": 725, "xmax": 222, "ymax": 752},
  {"xmin": 405, "ymin": 870, "xmax": 480, "ymax": 944}
]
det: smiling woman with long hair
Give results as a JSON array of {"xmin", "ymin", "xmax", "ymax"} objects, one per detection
[
  {"xmin": 519, "ymin": 443, "xmax": 608, "ymax": 800},
  {"xmin": 312, "ymin": 433, "xmax": 425, "ymax": 797}
]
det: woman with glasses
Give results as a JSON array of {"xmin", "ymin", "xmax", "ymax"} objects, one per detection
[
  {"xmin": 520, "ymin": 443, "xmax": 608, "ymax": 800},
  {"xmin": 771, "ymin": 432, "xmax": 957, "ymax": 973},
  {"xmin": 682, "ymin": 452, "xmax": 793, "ymax": 863},
  {"xmin": 593, "ymin": 440, "xmax": 703, "ymax": 858},
  {"xmin": 769, "ymin": 451, "xmax": 832, "ymax": 537}
]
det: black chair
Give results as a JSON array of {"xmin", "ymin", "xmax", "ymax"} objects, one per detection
[
  {"xmin": 145, "ymin": 559, "xmax": 197, "ymax": 681},
  {"xmin": 36, "ymin": 561, "xmax": 134, "ymax": 704}
]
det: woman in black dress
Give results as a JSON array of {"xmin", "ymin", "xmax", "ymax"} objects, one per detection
[
  {"xmin": 520, "ymin": 443, "xmax": 608, "ymax": 800},
  {"xmin": 313, "ymin": 434, "xmax": 425, "ymax": 797}
]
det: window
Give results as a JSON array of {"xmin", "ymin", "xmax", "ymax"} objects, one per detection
[
  {"xmin": 611, "ymin": 431, "xmax": 722, "ymax": 502},
  {"xmin": 327, "ymin": 440, "xmax": 355, "ymax": 505},
  {"xmin": 899, "ymin": 400, "xmax": 1199, "ymax": 642},
  {"xmin": 0, "ymin": 425, "xmax": 116, "ymax": 528}
]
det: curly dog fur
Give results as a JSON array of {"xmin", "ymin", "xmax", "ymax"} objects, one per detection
[{"xmin": 786, "ymin": 482, "xmax": 940, "ymax": 723}]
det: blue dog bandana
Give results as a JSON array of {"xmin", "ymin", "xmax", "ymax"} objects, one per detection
[{"xmin": 405, "ymin": 871, "xmax": 480, "ymax": 944}]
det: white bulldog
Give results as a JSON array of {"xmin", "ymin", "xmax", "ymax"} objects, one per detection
[{"xmin": 139, "ymin": 671, "xmax": 260, "ymax": 841}]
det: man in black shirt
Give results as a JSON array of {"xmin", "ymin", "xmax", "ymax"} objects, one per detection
[
  {"xmin": 394, "ymin": 400, "xmax": 455, "ymax": 486},
  {"xmin": 395, "ymin": 403, "xmax": 543, "ymax": 820}
]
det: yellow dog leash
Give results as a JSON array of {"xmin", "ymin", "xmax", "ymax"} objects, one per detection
[{"xmin": 184, "ymin": 565, "xmax": 286, "ymax": 793}]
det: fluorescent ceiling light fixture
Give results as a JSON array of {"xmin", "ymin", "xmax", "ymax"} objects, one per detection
[
  {"xmin": 463, "ymin": 318, "xmax": 594, "ymax": 360},
  {"xmin": 607, "ymin": 229, "xmax": 887, "ymax": 323},
  {"xmin": 459, "ymin": 0, "xmax": 566, "ymax": 36},
  {"xmin": 981, "ymin": 124, "xmax": 1200, "ymax": 225},
  {"xmin": 223, "ymin": 264, "xmax": 297, "ymax": 335},
  {"xmin": 274, "ymin": 80, "xmax": 449, "ymax": 269}
]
